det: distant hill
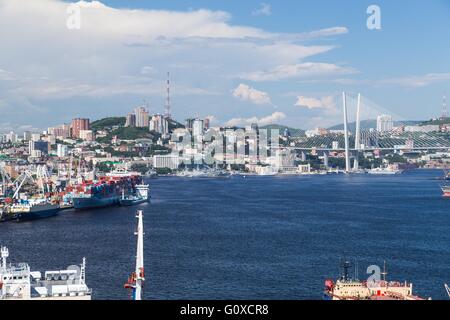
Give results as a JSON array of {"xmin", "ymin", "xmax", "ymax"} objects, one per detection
[
  {"xmin": 328, "ymin": 119, "xmax": 423, "ymax": 131},
  {"xmin": 260, "ymin": 124, "xmax": 305, "ymax": 137},
  {"xmin": 91, "ymin": 117, "xmax": 126, "ymax": 130},
  {"xmin": 420, "ymin": 117, "xmax": 450, "ymax": 126},
  {"xmin": 96, "ymin": 126, "xmax": 156, "ymax": 143}
]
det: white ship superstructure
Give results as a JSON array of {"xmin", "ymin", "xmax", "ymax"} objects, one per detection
[
  {"xmin": 368, "ymin": 166, "xmax": 403, "ymax": 175},
  {"xmin": 0, "ymin": 246, "xmax": 91, "ymax": 300},
  {"xmin": 324, "ymin": 261, "xmax": 427, "ymax": 300}
]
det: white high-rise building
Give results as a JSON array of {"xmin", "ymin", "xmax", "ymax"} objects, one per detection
[
  {"xmin": 23, "ymin": 131, "xmax": 32, "ymax": 141},
  {"xmin": 6, "ymin": 131, "xmax": 17, "ymax": 143},
  {"xmin": 134, "ymin": 106, "xmax": 149, "ymax": 128},
  {"xmin": 192, "ymin": 119, "xmax": 204, "ymax": 137},
  {"xmin": 57, "ymin": 144, "xmax": 69, "ymax": 157},
  {"xmin": 31, "ymin": 133, "xmax": 41, "ymax": 142},
  {"xmin": 376, "ymin": 114, "xmax": 393, "ymax": 132},
  {"xmin": 149, "ymin": 114, "xmax": 169, "ymax": 134}
]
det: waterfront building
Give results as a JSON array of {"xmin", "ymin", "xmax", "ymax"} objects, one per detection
[
  {"xmin": 153, "ymin": 155, "xmax": 180, "ymax": 170},
  {"xmin": 376, "ymin": 114, "xmax": 393, "ymax": 132},
  {"xmin": 298, "ymin": 164, "xmax": 311, "ymax": 174},
  {"xmin": 268, "ymin": 149, "xmax": 295, "ymax": 171},
  {"xmin": 71, "ymin": 118, "xmax": 90, "ymax": 138}
]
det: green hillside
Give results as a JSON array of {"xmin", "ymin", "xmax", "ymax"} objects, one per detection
[
  {"xmin": 91, "ymin": 117, "xmax": 126, "ymax": 130},
  {"xmin": 260, "ymin": 124, "xmax": 305, "ymax": 137}
]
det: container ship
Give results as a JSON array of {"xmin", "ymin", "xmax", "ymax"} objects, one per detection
[
  {"xmin": 69, "ymin": 173, "xmax": 145, "ymax": 210},
  {"xmin": 323, "ymin": 261, "xmax": 429, "ymax": 300},
  {"xmin": 0, "ymin": 246, "xmax": 91, "ymax": 300},
  {"xmin": 7, "ymin": 198, "xmax": 60, "ymax": 222}
]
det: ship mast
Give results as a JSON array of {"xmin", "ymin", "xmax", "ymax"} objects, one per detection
[
  {"xmin": 381, "ymin": 260, "xmax": 388, "ymax": 282},
  {"xmin": 124, "ymin": 210, "xmax": 145, "ymax": 300}
]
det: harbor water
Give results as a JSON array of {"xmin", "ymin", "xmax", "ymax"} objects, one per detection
[{"xmin": 0, "ymin": 169, "xmax": 449, "ymax": 300}]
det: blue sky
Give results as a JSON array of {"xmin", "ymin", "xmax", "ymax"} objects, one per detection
[{"xmin": 0, "ymin": 0, "xmax": 449, "ymax": 132}]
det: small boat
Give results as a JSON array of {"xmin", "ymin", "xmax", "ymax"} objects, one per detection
[
  {"xmin": 120, "ymin": 184, "xmax": 150, "ymax": 207},
  {"xmin": 441, "ymin": 185, "xmax": 450, "ymax": 198},
  {"xmin": 144, "ymin": 169, "xmax": 158, "ymax": 179},
  {"xmin": 368, "ymin": 167, "xmax": 403, "ymax": 175}
]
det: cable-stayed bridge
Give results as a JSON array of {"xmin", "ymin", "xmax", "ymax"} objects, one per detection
[{"xmin": 290, "ymin": 92, "xmax": 450, "ymax": 152}]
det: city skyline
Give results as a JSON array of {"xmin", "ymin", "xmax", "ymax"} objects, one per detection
[{"xmin": 0, "ymin": 0, "xmax": 450, "ymax": 132}]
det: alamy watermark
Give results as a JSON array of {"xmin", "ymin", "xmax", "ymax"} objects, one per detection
[
  {"xmin": 170, "ymin": 128, "xmax": 281, "ymax": 166},
  {"xmin": 66, "ymin": 3, "xmax": 82, "ymax": 30},
  {"xmin": 367, "ymin": 4, "xmax": 382, "ymax": 30}
]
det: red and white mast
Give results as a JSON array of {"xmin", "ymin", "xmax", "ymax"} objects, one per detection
[{"xmin": 124, "ymin": 210, "xmax": 145, "ymax": 300}]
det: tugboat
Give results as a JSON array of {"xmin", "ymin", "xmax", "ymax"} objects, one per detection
[
  {"xmin": 0, "ymin": 246, "xmax": 91, "ymax": 300},
  {"xmin": 120, "ymin": 184, "xmax": 150, "ymax": 207},
  {"xmin": 324, "ymin": 260, "xmax": 428, "ymax": 300},
  {"xmin": 9, "ymin": 198, "xmax": 60, "ymax": 222}
]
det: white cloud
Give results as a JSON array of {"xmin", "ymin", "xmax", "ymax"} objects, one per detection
[
  {"xmin": 0, "ymin": 69, "xmax": 14, "ymax": 81},
  {"xmin": 376, "ymin": 73, "xmax": 450, "ymax": 88},
  {"xmin": 232, "ymin": 84, "xmax": 271, "ymax": 105},
  {"xmin": 0, "ymin": 0, "xmax": 349, "ymax": 126},
  {"xmin": 240, "ymin": 62, "xmax": 356, "ymax": 82},
  {"xmin": 294, "ymin": 95, "xmax": 338, "ymax": 115},
  {"xmin": 140, "ymin": 66, "xmax": 158, "ymax": 75},
  {"xmin": 252, "ymin": 3, "xmax": 272, "ymax": 16},
  {"xmin": 226, "ymin": 111, "xmax": 285, "ymax": 127}
]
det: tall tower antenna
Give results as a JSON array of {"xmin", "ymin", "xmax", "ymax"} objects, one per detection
[
  {"xmin": 165, "ymin": 71, "xmax": 171, "ymax": 119},
  {"xmin": 442, "ymin": 93, "xmax": 448, "ymax": 119}
]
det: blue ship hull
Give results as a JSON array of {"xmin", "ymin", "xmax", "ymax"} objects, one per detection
[
  {"xmin": 15, "ymin": 208, "xmax": 60, "ymax": 222},
  {"xmin": 119, "ymin": 198, "xmax": 149, "ymax": 207},
  {"xmin": 73, "ymin": 196, "xmax": 120, "ymax": 210}
]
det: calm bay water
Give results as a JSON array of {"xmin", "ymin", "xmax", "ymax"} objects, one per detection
[{"xmin": 1, "ymin": 169, "xmax": 449, "ymax": 300}]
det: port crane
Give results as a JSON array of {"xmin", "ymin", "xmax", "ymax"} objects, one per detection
[
  {"xmin": 11, "ymin": 170, "xmax": 35, "ymax": 199},
  {"xmin": 124, "ymin": 210, "xmax": 145, "ymax": 300},
  {"xmin": 0, "ymin": 164, "xmax": 13, "ymax": 197}
]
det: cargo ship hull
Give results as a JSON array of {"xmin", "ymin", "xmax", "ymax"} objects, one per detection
[
  {"xmin": 15, "ymin": 207, "xmax": 60, "ymax": 222},
  {"xmin": 73, "ymin": 196, "xmax": 120, "ymax": 210},
  {"xmin": 119, "ymin": 198, "xmax": 149, "ymax": 207}
]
